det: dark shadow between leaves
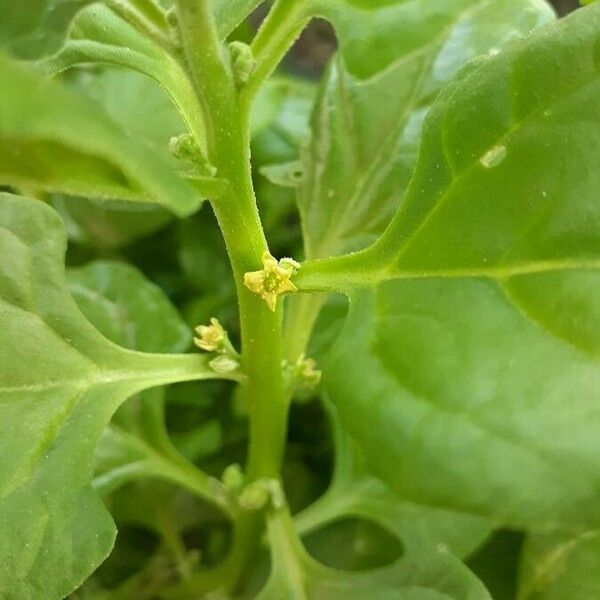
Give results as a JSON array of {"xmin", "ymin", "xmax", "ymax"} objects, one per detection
[{"xmin": 303, "ymin": 517, "xmax": 405, "ymax": 572}]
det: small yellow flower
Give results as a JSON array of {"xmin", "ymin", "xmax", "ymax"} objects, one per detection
[
  {"xmin": 244, "ymin": 252, "xmax": 300, "ymax": 311},
  {"xmin": 194, "ymin": 317, "xmax": 225, "ymax": 352}
]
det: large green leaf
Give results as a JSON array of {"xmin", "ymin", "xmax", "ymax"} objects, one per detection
[
  {"xmin": 67, "ymin": 261, "xmax": 230, "ymax": 512},
  {"xmin": 0, "ymin": 54, "xmax": 205, "ymax": 216},
  {"xmin": 0, "ymin": 0, "xmax": 92, "ymax": 58},
  {"xmin": 294, "ymin": 0, "xmax": 554, "ymax": 260},
  {"xmin": 295, "ymin": 4, "xmax": 600, "ymax": 529},
  {"xmin": 518, "ymin": 531, "xmax": 600, "ymax": 599},
  {"xmin": 0, "ymin": 194, "xmax": 237, "ymax": 600}
]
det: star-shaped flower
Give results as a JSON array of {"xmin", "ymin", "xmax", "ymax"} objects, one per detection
[{"xmin": 243, "ymin": 252, "xmax": 300, "ymax": 311}]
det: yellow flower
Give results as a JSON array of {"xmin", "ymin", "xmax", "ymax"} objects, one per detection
[
  {"xmin": 194, "ymin": 317, "xmax": 225, "ymax": 352},
  {"xmin": 243, "ymin": 252, "xmax": 300, "ymax": 311}
]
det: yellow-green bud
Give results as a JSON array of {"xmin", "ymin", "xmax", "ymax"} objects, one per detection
[
  {"xmin": 194, "ymin": 317, "xmax": 225, "ymax": 352},
  {"xmin": 229, "ymin": 41, "xmax": 255, "ymax": 86}
]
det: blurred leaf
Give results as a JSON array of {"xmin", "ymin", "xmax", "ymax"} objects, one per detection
[
  {"xmin": 52, "ymin": 196, "xmax": 172, "ymax": 250},
  {"xmin": 251, "ymin": 77, "xmax": 317, "ymax": 159},
  {"xmin": 309, "ymin": 0, "xmax": 554, "ymax": 79},
  {"xmin": 251, "ymin": 76, "xmax": 316, "ymax": 254},
  {"xmin": 0, "ymin": 55, "xmax": 204, "ymax": 215},
  {"xmin": 0, "ymin": 0, "xmax": 92, "ymax": 58},
  {"xmin": 297, "ymin": 0, "xmax": 554, "ymax": 259},
  {"xmin": 67, "ymin": 260, "xmax": 190, "ymax": 356},
  {"xmin": 519, "ymin": 531, "xmax": 600, "ymax": 599}
]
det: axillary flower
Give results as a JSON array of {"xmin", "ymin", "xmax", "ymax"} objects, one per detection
[
  {"xmin": 194, "ymin": 317, "xmax": 226, "ymax": 352},
  {"xmin": 194, "ymin": 318, "xmax": 240, "ymax": 374},
  {"xmin": 243, "ymin": 252, "xmax": 300, "ymax": 311}
]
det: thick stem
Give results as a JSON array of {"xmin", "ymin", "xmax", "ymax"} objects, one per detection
[
  {"xmin": 174, "ymin": 0, "xmax": 292, "ymax": 588},
  {"xmin": 208, "ymin": 111, "xmax": 291, "ymax": 593}
]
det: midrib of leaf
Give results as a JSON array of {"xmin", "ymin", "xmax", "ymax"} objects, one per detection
[
  {"xmin": 301, "ymin": 74, "xmax": 600, "ymax": 289},
  {"xmin": 518, "ymin": 532, "xmax": 600, "ymax": 598},
  {"xmin": 0, "ymin": 367, "xmax": 197, "ymax": 393},
  {"xmin": 389, "ymin": 76, "xmax": 600, "ymax": 269},
  {"xmin": 387, "ymin": 260, "xmax": 600, "ymax": 282},
  {"xmin": 306, "ymin": 0, "xmax": 492, "ymax": 259},
  {"xmin": 0, "ymin": 303, "xmax": 217, "ymax": 393}
]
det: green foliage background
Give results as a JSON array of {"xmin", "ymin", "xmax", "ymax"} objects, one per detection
[{"xmin": 1, "ymin": 0, "xmax": 599, "ymax": 599}]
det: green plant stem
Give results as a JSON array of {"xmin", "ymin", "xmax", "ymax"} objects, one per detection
[
  {"xmin": 241, "ymin": 0, "xmax": 309, "ymax": 105},
  {"xmin": 174, "ymin": 0, "xmax": 293, "ymax": 589},
  {"xmin": 264, "ymin": 507, "xmax": 310, "ymax": 595},
  {"xmin": 283, "ymin": 293, "xmax": 326, "ymax": 363}
]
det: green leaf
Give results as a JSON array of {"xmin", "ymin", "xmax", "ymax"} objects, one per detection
[
  {"xmin": 518, "ymin": 531, "xmax": 600, "ymax": 599},
  {"xmin": 213, "ymin": 0, "xmax": 263, "ymax": 39},
  {"xmin": 68, "ymin": 260, "xmax": 191, "ymax": 355},
  {"xmin": 297, "ymin": 5, "xmax": 600, "ymax": 529},
  {"xmin": 251, "ymin": 77, "xmax": 316, "ymax": 146},
  {"xmin": 178, "ymin": 210, "xmax": 235, "ymax": 296},
  {"xmin": 52, "ymin": 196, "xmax": 173, "ymax": 249},
  {"xmin": 296, "ymin": 0, "xmax": 554, "ymax": 259},
  {"xmin": 310, "ymin": 0, "xmax": 555, "ymax": 80},
  {"xmin": 68, "ymin": 261, "xmax": 233, "ymax": 512},
  {"xmin": 0, "ymin": 0, "xmax": 93, "ymax": 58},
  {"xmin": 158, "ymin": 0, "xmax": 261, "ymax": 39},
  {"xmin": 50, "ymin": 66, "xmax": 186, "ymax": 248},
  {"xmin": 295, "ymin": 402, "xmax": 491, "ymax": 561},
  {"xmin": 251, "ymin": 76, "xmax": 316, "ymax": 251},
  {"xmin": 0, "ymin": 54, "xmax": 204, "ymax": 216},
  {"xmin": 0, "ymin": 193, "xmax": 235, "ymax": 600},
  {"xmin": 38, "ymin": 4, "xmax": 210, "ymax": 155},
  {"xmin": 258, "ymin": 507, "xmax": 491, "ymax": 600},
  {"xmin": 75, "ymin": 68, "xmax": 187, "ymax": 153}
]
